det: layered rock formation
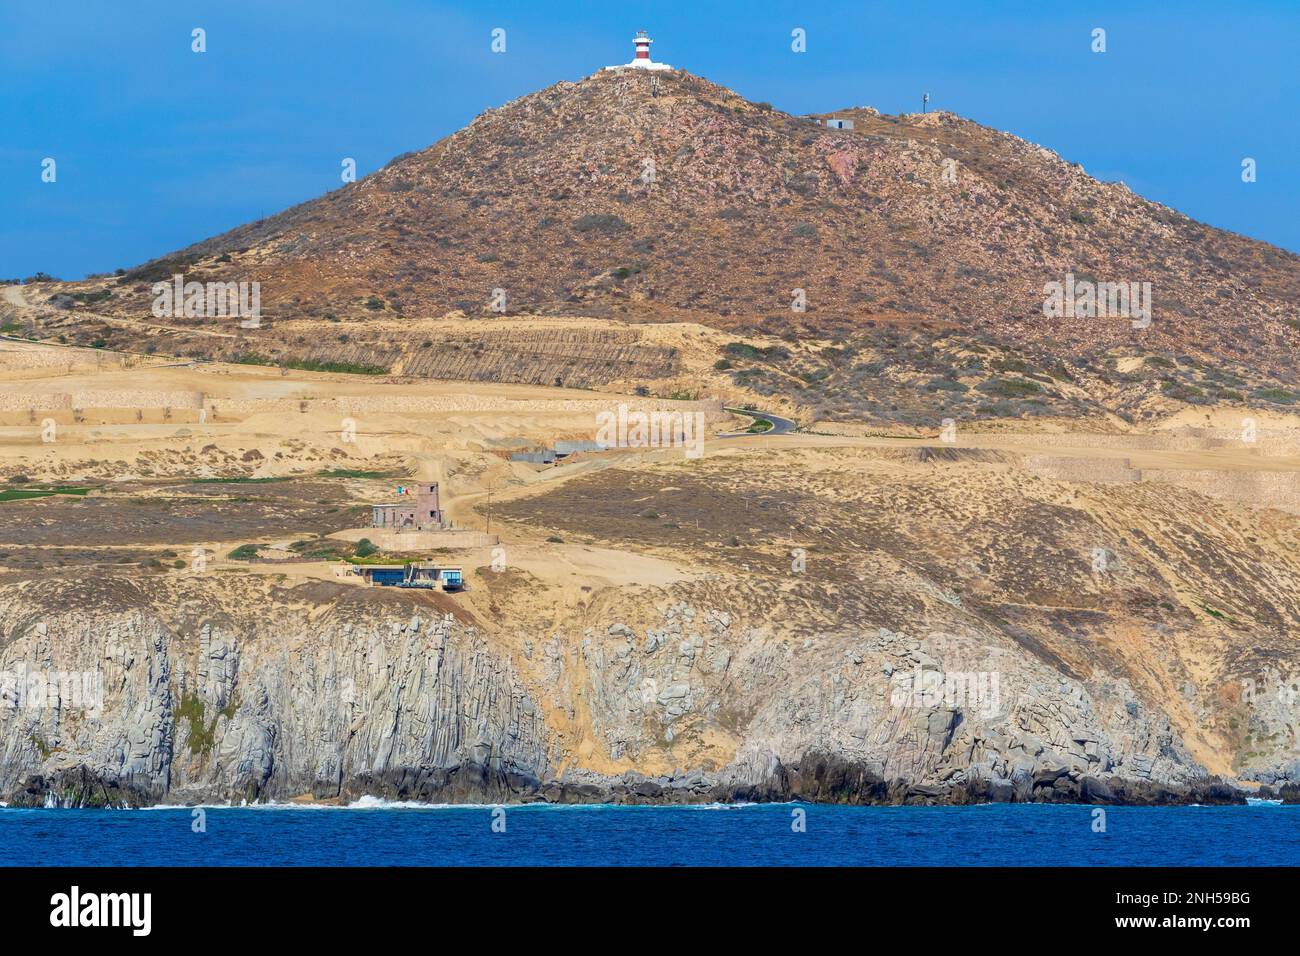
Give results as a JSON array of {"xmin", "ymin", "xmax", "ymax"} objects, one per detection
[{"xmin": 0, "ymin": 573, "xmax": 1258, "ymax": 807}]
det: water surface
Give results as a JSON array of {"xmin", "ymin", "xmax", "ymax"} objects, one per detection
[{"xmin": 2, "ymin": 801, "xmax": 1293, "ymax": 866}]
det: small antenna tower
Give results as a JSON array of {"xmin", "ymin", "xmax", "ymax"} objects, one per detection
[{"xmin": 922, "ymin": 92, "xmax": 930, "ymax": 113}]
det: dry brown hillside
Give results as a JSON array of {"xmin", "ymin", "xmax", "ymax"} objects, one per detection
[{"xmin": 8, "ymin": 67, "xmax": 1300, "ymax": 423}]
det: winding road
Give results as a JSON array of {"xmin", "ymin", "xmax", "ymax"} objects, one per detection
[{"xmin": 720, "ymin": 406, "xmax": 798, "ymax": 437}]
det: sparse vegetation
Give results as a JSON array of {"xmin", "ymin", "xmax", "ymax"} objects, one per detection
[
  {"xmin": 573, "ymin": 213, "xmax": 628, "ymax": 234},
  {"xmin": 0, "ymin": 485, "xmax": 91, "ymax": 503},
  {"xmin": 978, "ymin": 377, "xmax": 1041, "ymax": 398},
  {"xmin": 724, "ymin": 342, "xmax": 788, "ymax": 362},
  {"xmin": 284, "ymin": 358, "xmax": 387, "ymax": 375}
]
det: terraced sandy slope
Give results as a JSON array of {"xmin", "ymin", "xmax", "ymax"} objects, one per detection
[{"xmin": 1, "ymin": 338, "xmax": 1297, "ymax": 805}]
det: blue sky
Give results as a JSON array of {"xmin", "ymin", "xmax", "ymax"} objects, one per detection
[{"xmin": 3, "ymin": 1, "xmax": 1298, "ymax": 279}]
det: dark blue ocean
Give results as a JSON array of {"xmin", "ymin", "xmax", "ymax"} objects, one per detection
[{"xmin": 1, "ymin": 801, "xmax": 1295, "ymax": 865}]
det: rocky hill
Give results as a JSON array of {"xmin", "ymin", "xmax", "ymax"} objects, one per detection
[
  {"xmin": 12, "ymin": 68, "xmax": 1300, "ymax": 391},
  {"xmin": 3, "ymin": 68, "xmax": 1298, "ymax": 811}
]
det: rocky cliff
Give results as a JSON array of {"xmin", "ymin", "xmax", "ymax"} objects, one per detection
[{"xmin": 0, "ymin": 571, "xmax": 1257, "ymax": 808}]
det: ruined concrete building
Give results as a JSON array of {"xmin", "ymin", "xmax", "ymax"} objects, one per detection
[{"xmin": 371, "ymin": 481, "xmax": 445, "ymax": 531}]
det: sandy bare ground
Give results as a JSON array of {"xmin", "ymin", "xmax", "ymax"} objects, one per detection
[
  {"xmin": 1, "ymin": 339, "xmax": 1296, "ymax": 557},
  {"xmin": 3, "ymin": 337, "xmax": 1299, "ymax": 534}
]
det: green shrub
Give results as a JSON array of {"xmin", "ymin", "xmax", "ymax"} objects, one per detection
[
  {"xmin": 724, "ymin": 342, "xmax": 788, "ymax": 361},
  {"xmin": 978, "ymin": 377, "xmax": 1040, "ymax": 398},
  {"xmin": 927, "ymin": 378, "xmax": 968, "ymax": 393},
  {"xmin": 574, "ymin": 213, "xmax": 629, "ymax": 234},
  {"xmin": 284, "ymin": 358, "xmax": 387, "ymax": 375}
]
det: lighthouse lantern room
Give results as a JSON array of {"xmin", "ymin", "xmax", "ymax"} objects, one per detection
[{"xmin": 605, "ymin": 29, "xmax": 674, "ymax": 72}]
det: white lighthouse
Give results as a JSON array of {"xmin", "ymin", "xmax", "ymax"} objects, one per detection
[{"xmin": 605, "ymin": 29, "xmax": 673, "ymax": 71}]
